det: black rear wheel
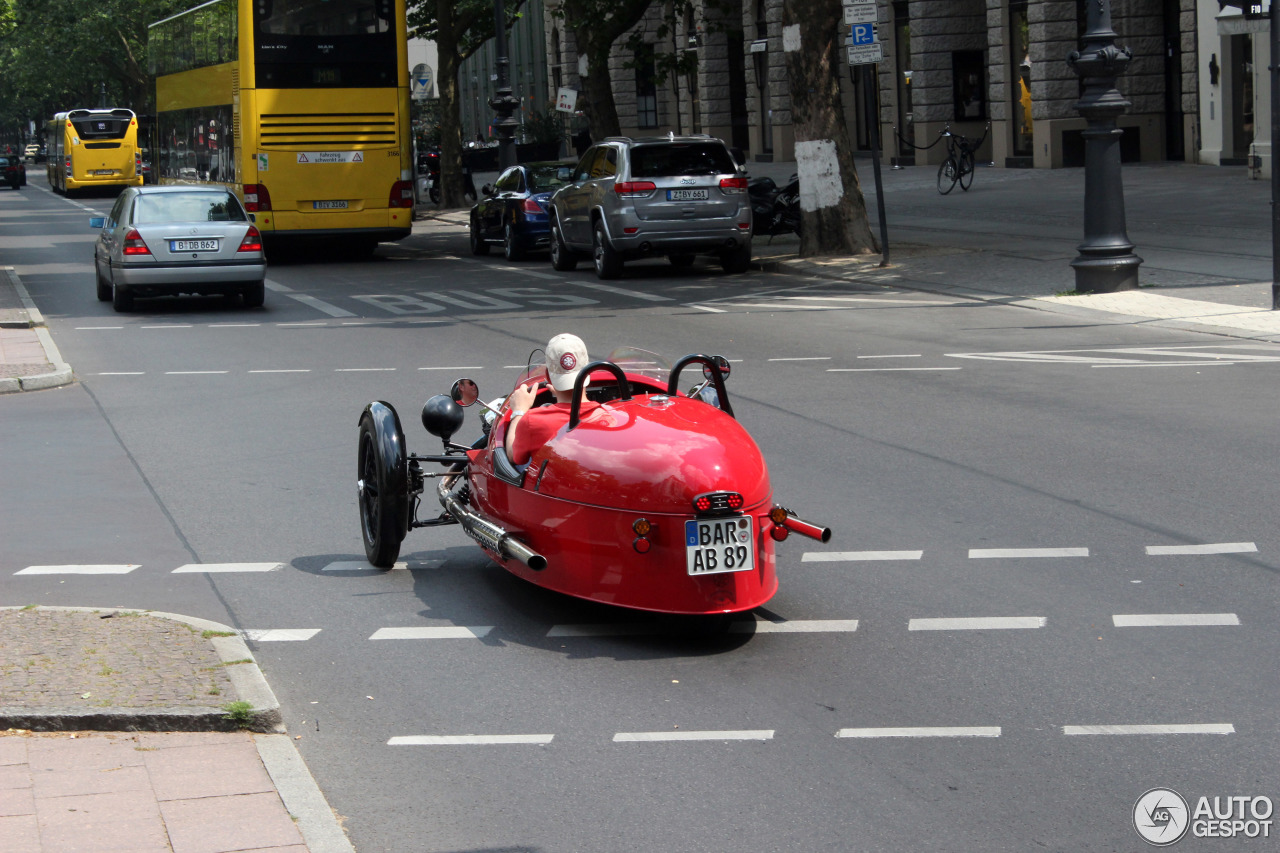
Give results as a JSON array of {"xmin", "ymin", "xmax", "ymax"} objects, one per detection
[
  {"xmin": 549, "ymin": 217, "xmax": 577, "ymax": 271},
  {"xmin": 959, "ymin": 151, "xmax": 975, "ymax": 191},
  {"xmin": 357, "ymin": 414, "xmax": 406, "ymax": 568},
  {"xmin": 937, "ymin": 158, "xmax": 958, "ymax": 195}
]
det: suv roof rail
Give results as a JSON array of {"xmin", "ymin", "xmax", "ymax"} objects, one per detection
[{"xmin": 601, "ymin": 136, "xmax": 633, "ymax": 143}]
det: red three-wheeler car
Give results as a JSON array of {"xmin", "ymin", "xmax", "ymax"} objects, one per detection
[{"xmin": 357, "ymin": 348, "xmax": 830, "ymax": 615}]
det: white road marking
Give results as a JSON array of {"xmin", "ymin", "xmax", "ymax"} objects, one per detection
[
  {"xmin": 779, "ymin": 295, "xmax": 960, "ymax": 306},
  {"xmin": 165, "ymin": 371, "xmax": 229, "ymax": 375},
  {"xmin": 140, "ymin": 325, "xmax": 192, "ymax": 329},
  {"xmin": 828, "ymin": 367, "xmax": 962, "ymax": 372},
  {"xmin": 489, "ymin": 264, "xmax": 560, "ymax": 281},
  {"xmin": 323, "ymin": 560, "xmax": 443, "ymax": 571},
  {"xmin": 285, "ymin": 293, "xmax": 357, "ymax": 317},
  {"xmin": 265, "ymin": 280, "xmax": 294, "ymax": 291},
  {"xmin": 1091, "ymin": 362, "xmax": 1235, "ymax": 368},
  {"xmin": 573, "ymin": 282, "xmax": 673, "ymax": 301},
  {"xmin": 688, "ymin": 304, "xmax": 726, "ymax": 313},
  {"xmin": 732, "ymin": 302, "xmax": 834, "ymax": 311},
  {"xmin": 969, "ymin": 547, "xmax": 1089, "ymax": 559},
  {"xmin": 172, "ymin": 562, "xmax": 283, "ymax": 573},
  {"xmin": 277, "ymin": 322, "xmax": 327, "ymax": 327},
  {"xmin": 249, "ymin": 369, "xmax": 311, "ymax": 373},
  {"xmin": 613, "ymin": 730, "xmax": 774, "ymax": 742},
  {"xmin": 418, "ymin": 366, "xmax": 484, "ymax": 370},
  {"xmin": 858, "ymin": 353, "xmax": 922, "ymax": 359},
  {"xmin": 370, "ymin": 626, "xmax": 493, "ymax": 640},
  {"xmin": 388, "ymin": 734, "xmax": 554, "ymax": 746},
  {"xmin": 768, "ymin": 356, "xmax": 831, "ymax": 362},
  {"xmin": 335, "ymin": 368, "xmax": 395, "ymax": 372},
  {"xmin": 1112, "ymin": 613, "xmax": 1240, "ymax": 627},
  {"xmin": 242, "ymin": 629, "xmax": 321, "ymax": 642},
  {"xmin": 17, "ymin": 565, "xmax": 139, "ymax": 575},
  {"xmin": 1063, "ymin": 724, "xmax": 1234, "ymax": 736},
  {"xmin": 210, "ymin": 323, "xmax": 261, "ymax": 328},
  {"xmin": 729, "ymin": 619, "xmax": 859, "ymax": 633},
  {"xmin": 1145, "ymin": 542, "xmax": 1257, "ymax": 556},
  {"xmin": 803, "ymin": 551, "xmax": 922, "ymax": 562},
  {"xmin": 836, "ymin": 726, "xmax": 1001, "ymax": 738},
  {"xmin": 909, "ymin": 616, "xmax": 1046, "ymax": 631}
]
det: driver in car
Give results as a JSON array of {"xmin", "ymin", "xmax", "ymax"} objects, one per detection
[{"xmin": 506, "ymin": 333, "xmax": 601, "ymax": 466}]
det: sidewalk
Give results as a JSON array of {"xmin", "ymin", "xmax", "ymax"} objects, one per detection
[
  {"xmin": 0, "ymin": 267, "xmax": 73, "ymax": 394},
  {"xmin": 0, "ymin": 607, "xmax": 353, "ymax": 853}
]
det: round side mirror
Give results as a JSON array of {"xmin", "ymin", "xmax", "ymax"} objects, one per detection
[
  {"xmin": 702, "ymin": 355, "xmax": 731, "ymax": 382},
  {"xmin": 451, "ymin": 378, "xmax": 480, "ymax": 407},
  {"xmin": 422, "ymin": 394, "xmax": 464, "ymax": 440}
]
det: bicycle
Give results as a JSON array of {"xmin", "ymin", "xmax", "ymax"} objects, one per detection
[{"xmin": 936, "ymin": 123, "xmax": 990, "ymax": 195}]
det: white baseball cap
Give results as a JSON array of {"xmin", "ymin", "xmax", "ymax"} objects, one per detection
[{"xmin": 545, "ymin": 333, "xmax": 590, "ymax": 391}]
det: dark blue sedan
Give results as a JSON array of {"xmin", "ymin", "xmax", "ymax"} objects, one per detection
[{"xmin": 469, "ymin": 161, "xmax": 573, "ymax": 261}]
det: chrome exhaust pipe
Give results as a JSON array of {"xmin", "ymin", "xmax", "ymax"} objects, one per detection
[
  {"xmin": 438, "ymin": 481, "xmax": 547, "ymax": 570},
  {"xmin": 783, "ymin": 514, "xmax": 832, "ymax": 543}
]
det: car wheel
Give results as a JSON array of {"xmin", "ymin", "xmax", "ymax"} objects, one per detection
[
  {"xmin": 243, "ymin": 279, "xmax": 265, "ymax": 308},
  {"xmin": 357, "ymin": 413, "xmax": 405, "ymax": 568},
  {"xmin": 111, "ymin": 278, "xmax": 133, "ymax": 312},
  {"xmin": 469, "ymin": 216, "xmax": 489, "ymax": 255},
  {"xmin": 592, "ymin": 220, "xmax": 622, "ymax": 280},
  {"xmin": 503, "ymin": 221, "xmax": 525, "ymax": 262},
  {"xmin": 549, "ymin": 217, "xmax": 577, "ymax": 271},
  {"xmin": 669, "ymin": 254, "xmax": 696, "ymax": 268},
  {"xmin": 95, "ymin": 260, "xmax": 110, "ymax": 302},
  {"xmin": 720, "ymin": 244, "xmax": 752, "ymax": 275}
]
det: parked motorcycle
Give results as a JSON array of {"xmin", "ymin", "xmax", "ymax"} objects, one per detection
[
  {"xmin": 748, "ymin": 173, "xmax": 802, "ymax": 239},
  {"xmin": 420, "ymin": 148, "xmax": 477, "ymax": 205}
]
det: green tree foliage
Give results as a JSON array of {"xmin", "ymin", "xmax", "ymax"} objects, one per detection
[{"xmin": 552, "ymin": 0, "xmax": 653, "ymax": 141}]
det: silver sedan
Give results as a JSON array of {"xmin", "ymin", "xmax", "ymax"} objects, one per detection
[{"xmin": 91, "ymin": 186, "xmax": 266, "ymax": 311}]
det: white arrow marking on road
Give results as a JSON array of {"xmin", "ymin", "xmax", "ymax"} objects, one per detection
[
  {"xmin": 1112, "ymin": 613, "xmax": 1240, "ymax": 627},
  {"xmin": 836, "ymin": 726, "xmax": 1001, "ymax": 738},
  {"xmin": 1062, "ymin": 724, "xmax": 1234, "ymax": 736},
  {"xmin": 613, "ymin": 730, "xmax": 774, "ymax": 742}
]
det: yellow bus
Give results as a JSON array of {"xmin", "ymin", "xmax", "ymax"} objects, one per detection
[
  {"xmin": 147, "ymin": 0, "xmax": 413, "ymax": 249},
  {"xmin": 46, "ymin": 109, "xmax": 144, "ymax": 194}
]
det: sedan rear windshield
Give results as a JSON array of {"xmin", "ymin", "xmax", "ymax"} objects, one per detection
[
  {"xmin": 629, "ymin": 144, "xmax": 737, "ymax": 178},
  {"xmin": 134, "ymin": 193, "xmax": 247, "ymax": 224}
]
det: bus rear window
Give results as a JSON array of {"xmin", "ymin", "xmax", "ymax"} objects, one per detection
[
  {"xmin": 257, "ymin": 0, "xmax": 391, "ymax": 35},
  {"xmin": 71, "ymin": 118, "xmax": 131, "ymax": 140}
]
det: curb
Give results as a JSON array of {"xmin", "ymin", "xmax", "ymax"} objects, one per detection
[
  {"xmin": 0, "ymin": 605, "xmax": 282, "ymax": 733},
  {"xmin": 1, "ymin": 266, "xmax": 74, "ymax": 393}
]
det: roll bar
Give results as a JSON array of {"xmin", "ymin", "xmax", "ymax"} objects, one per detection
[
  {"xmin": 668, "ymin": 354, "xmax": 734, "ymax": 418},
  {"xmin": 568, "ymin": 361, "xmax": 632, "ymax": 430}
]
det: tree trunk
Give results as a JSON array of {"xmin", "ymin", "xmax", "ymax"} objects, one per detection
[
  {"xmin": 435, "ymin": 0, "xmax": 469, "ymax": 209},
  {"xmin": 572, "ymin": 27, "xmax": 623, "ymax": 141},
  {"xmin": 781, "ymin": 0, "xmax": 877, "ymax": 256}
]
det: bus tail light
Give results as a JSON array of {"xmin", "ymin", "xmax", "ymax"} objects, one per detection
[
  {"xmin": 237, "ymin": 226, "xmax": 263, "ymax": 253},
  {"xmin": 390, "ymin": 181, "xmax": 414, "ymax": 209},
  {"xmin": 243, "ymin": 184, "xmax": 271, "ymax": 212},
  {"xmin": 64, "ymin": 157, "xmax": 72, "ymax": 178},
  {"xmin": 122, "ymin": 229, "xmax": 151, "ymax": 256},
  {"xmin": 135, "ymin": 151, "xmax": 142, "ymax": 176}
]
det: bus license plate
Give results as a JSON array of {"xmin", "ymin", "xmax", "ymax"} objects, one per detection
[
  {"xmin": 685, "ymin": 517, "xmax": 754, "ymax": 576},
  {"xmin": 667, "ymin": 189, "xmax": 708, "ymax": 201},
  {"xmin": 92, "ymin": 170, "xmax": 117, "ymax": 176},
  {"xmin": 313, "ymin": 200, "xmax": 349, "ymax": 209},
  {"xmin": 170, "ymin": 239, "xmax": 219, "ymax": 252}
]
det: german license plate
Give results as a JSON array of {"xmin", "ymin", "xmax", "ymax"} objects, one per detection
[
  {"xmin": 170, "ymin": 239, "xmax": 219, "ymax": 252},
  {"xmin": 313, "ymin": 200, "xmax": 349, "ymax": 209},
  {"xmin": 667, "ymin": 189, "xmax": 708, "ymax": 201},
  {"xmin": 92, "ymin": 169, "xmax": 116, "ymax": 176},
  {"xmin": 685, "ymin": 516, "xmax": 754, "ymax": 575}
]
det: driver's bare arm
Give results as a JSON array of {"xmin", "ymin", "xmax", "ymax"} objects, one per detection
[{"xmin": 505, "ymin": 382, "xmax": 539, "ymax": 465}]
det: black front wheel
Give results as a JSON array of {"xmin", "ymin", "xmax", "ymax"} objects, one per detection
[
  {"xmin": 959, "ymin": 151, "xmax": 975, "ymax": 191},
  {"xmin": 937, "ymin": 158, "xmax": 958, "ymax": 195},
  {"xmin": 357, "ymin": 413, "xmax": 407, "ymax": 568},
  {"xmin": 549, "ymin": 217, "xmax": 578, "ymax": 271}
]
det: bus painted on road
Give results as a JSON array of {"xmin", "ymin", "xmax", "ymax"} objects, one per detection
[
  {"xmin": 46, "ymin": 109, "xmax": 144, "ymax": 194},
  {"xmin": 147, "ymin": 0, "xmax": 413, "ymax": 248}
]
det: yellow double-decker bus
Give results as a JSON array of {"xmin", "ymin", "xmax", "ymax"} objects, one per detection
[
  {"xmin": 46, "ymin": 109, "xmax": 144, "ymax": 194},
  {"xmin": 147, "ymin": 0, "xmax": 413, "ymax": 249}
]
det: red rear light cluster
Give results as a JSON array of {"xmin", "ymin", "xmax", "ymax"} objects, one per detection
[
  {"xmin": 122, "ymin": 229, "xmax": 151, "ymax": 256},
  {"xmin": 389, "ymin": 180, "xmax": 414, "ymax": 209},
  {"xmin": 135, "ymin": 152, "xmax": 142, "ymax": 175},
  {"xmin": 237, "ymin": 226, "xmax": 263, "ymax": 253},
  {"xmin": 719, "ymin": 177, "xmax": 748, "ymax": 193},
  {"xmin": 243, "ymin": 184, "xmax": 271, "ymax": 212},
  {"xmin": 614, "ymin": 180, "xmax": 656, "ymax": 198},
  {"xmin": 693, "ymin": 492, "xmax": 744, "ymax": 516},
  {"xmin": 522, "ymin": 198, "xmax": 544, "ymax": 214},
  {"xmin": 632, "ymin": 518, "xmax": 654, "ymax": 554}
]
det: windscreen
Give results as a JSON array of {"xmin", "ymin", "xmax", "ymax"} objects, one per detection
[
  {"xmin": 69, "ymin": 111, "xmax": 134, "ymax": 141},
  {"xmin": 629, "ymin": 144, "xmax": 737, "ymax": 178},
  {"xmin": 255, "ymin": 0, "xmax": 396, "ymax": 87},
  {"xmin": 134, "ymin": 192, "xmax": 247, "ymax": 224},
  {"xmin": 526, "ymin": 165, "xmax": 571, "ymax": 192}
]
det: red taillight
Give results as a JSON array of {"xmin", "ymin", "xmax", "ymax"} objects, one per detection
[
  {"xmin": 770, "ymin": 524, "xmax": 790, "ymax": 542},
  {"xmin": 693, "ymin": 491, "xmax": 745, "ymax": 516},
  {"xmin": 719, "ymin": 177, "xmax": 748, "ymax": 193},
  {"xmin": 64, "ymin": 157, "xmax": 71, "ymax": 177},
  {"xmin": 135, "ymin": 152, "xmax": 142, "ymax": 174},
  {"xmin": 695, "ymin": 495, "xmax": 712, "ymax": 513},
  {"xmin": 237, "ymin": 226, "xmax": 263, "ymax": 253},
  {"xmin": 614, "ymin": 180, "xmax": 656, "ymax": 197},
  {"xmin": 522, "ymin": 198, "xmax": 543, "ymax": 214},
  {"xmin": 122, "ymin": 229, "xmax": 151, "ymax": 256},
  {"xmin": 389, "ymin": 180, "xmax": 414, "ymax": 209},
  {"xmin": 633, "ymin": 537, "xmax": 652, "ymax": 554},
  {"xmin": 726, "ymin": 493, "xmax": 744, "ymax": 510},
  {"xmin": 243, "ymin": 184, "xmax": 271, "ymax": 212}
]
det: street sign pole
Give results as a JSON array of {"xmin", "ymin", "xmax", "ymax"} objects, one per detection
[
  {"xmin": 863, "ymin": 70, "xmax": 889, "ymax": 266},
  {"xmin": 845, "ymin": 0, "xmax": 889, "ymax": 264}
]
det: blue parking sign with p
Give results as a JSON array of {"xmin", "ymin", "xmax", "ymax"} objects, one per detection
[{"xmin": 851, "ymin": 23, "xmax": 875, "ymax": 45}]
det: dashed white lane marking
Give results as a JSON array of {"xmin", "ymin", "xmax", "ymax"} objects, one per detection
[
  {"xmin": 909, "ymin": 617, "xmax": 1046, "ymax": 631},
  {"xmin": 969, "ymin": 547, "xmax": 1089, "ymax": 559},
  {"xmin": 836, "ymin": 726, "xmax": 1001, "ymax": 738},
  {"xmin": 370, "ymin": 626, "xmax": 493, "ymax": 640},
  {"xmin": 277, "ymin": 322, "xmax": 327, "ymax": 327},
  {"xmin": 172, "ymin": 562, "xmax": 283, "ymax": 573},
  {"xmin": 141, "ymin": 324, "xmax": 192, "ymax": 329},
  {"xmin": 688, "ymin": 304, "xmax": 726, "ymax": 313},
  {"xmin": 335, "ymin": 367, "xmax": 395, "ymax": 372},
  {"xmin": 769, "ymin": 356, "xmax": 831, "ymax": 362},
  {"xmin": 1063, "ymin": 724, "xmax": 1234, "ymax": 736},
  {"xmin": 388, "ymin": 734, "xmax": 554, "ymax": 746},
  {"xmin": 803, "ymin": 551, "xmax": 923, "ymax": 562},
  {"xmin": 249, "ymin": 369, "xmax": 311, "ymax": 373},
  {"xmin": 730, "ymin": 619, "xmax": 859, "ymax": 633},
  {"xmin": 573, "ymin": 282, "xmax": 673, "ymax": 301},
  {"xmin": 323, "ymin": 560, "xmax": 444, "ymax": 571},
  {"xmin": 243, "ymin": 629, "xmax": 322, "ymax": 642},
  {"xmin": 613, "ymin": 730, "xmax": 774, "ymax": 742},
  {"xmin": 165, "ymin": 370, "xmax": 229, "ymax": 375},
  {"xmin": 827, "ymin": 367, "xmax": 962, "ymax": 372},
  {"xmin": 1091, "ymin": 361, "xmax": 1235, "ymax": 368},
  {"xmin": 858, "ymin": 353, "xmax": 922, "ymax": 359},
  {"xmin": 1112, "ymin": 613, "xmax": 1240, "ymax": 627},
  {"xmin": 489, "ymin": 264, "xmax": 560, "ymax": 281},
  {"xmin": 17, "ymin": 565, "xmax": 139, "ymax": 575},
  {"xmin": 210, "ymin": 323, "xmax": 261, "ymax": 328},
  {"xmin": 1145, "ymin": 542, "xmax": 1257, "ymax": 556}
]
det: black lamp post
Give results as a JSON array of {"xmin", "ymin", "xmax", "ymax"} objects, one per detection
[
  {"xmin": 489, "ymin": 0, "xmax": 520, "ymax": 171},
  {"xmin": 1067, "ymin": 0, "xmax": 1142, "ymax": 293}
]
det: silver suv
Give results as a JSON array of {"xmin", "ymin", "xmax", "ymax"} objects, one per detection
[{"xmin": 546, "ymin": 135, "xmax": 752, "ymax": 279}]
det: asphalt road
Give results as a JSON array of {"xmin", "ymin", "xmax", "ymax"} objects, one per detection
[{"xmin": 2, "ymin": 171, "xmax": 1277, "ymax": 852}]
